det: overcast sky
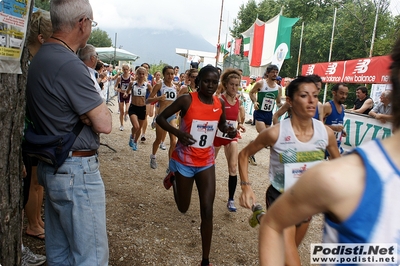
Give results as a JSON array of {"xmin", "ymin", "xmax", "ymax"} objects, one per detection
[
  {"xmin": 89, "ymin": 0, "xmax": 246, "ymax": 46},
  {"xmin": 89, "ymin": 0, "xmax": 399, "ymax": 46}
]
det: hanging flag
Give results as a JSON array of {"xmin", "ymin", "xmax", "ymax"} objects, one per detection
[
  {"xmin": 242, "ymin": 15, "xmax": 299, "ymax": 67},
  {"xmin": 243, "ymin": 37, "xmax": 250, "ymax": 57},
  {"xmin": 227, "ymin": 41, "xmax": 232, "ymax": 48},
  {"xmin": 234, "ymin": 38, "xmax": 242, "ymax": 55}
]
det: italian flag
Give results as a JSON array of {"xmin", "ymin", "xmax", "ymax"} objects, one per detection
[{"xmin": 242, "ymin": 15, "xmax": 299, "ymax": 67}]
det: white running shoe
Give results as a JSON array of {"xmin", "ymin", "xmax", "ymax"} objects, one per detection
[{"xmin": 119, "ymin": 125, "xmax": 124, "ymax": 131}]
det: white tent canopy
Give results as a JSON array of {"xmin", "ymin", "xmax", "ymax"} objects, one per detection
[{"xmin": 96, "ymin": 47, "xmax": 139, "ymax": 63}]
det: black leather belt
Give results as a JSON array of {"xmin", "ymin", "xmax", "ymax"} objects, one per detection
[{"xmin": 70, "ymin": 150, "xmax": 97, "ymax": 157}]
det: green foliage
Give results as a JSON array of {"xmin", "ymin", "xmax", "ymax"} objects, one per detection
[
  {"xmin": 149, "ymin": 61, "xmax": 168, "ymax": 76},
  {"xmin": 230, "ymin": 0, "xmax": 397, "ymax": 79},
  {"xmin": 35, "ymin": 0, "xmax": 50, "ymax": 11},
  {"xmin": 87, "ymin": 29, "xmax": 112, "ymax": 48}
]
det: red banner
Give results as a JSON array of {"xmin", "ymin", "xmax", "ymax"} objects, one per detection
[{"xmin": 301, "ymin": 55, "xmax": 392, "ymax": 84}]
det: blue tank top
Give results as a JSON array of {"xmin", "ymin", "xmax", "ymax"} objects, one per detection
[
  {"xmin": 313, "ymin": 105, "xmax": 319, "ymax": 119},
  {"xmin": 323, "ymin": 139, "xmax": 400, "ymax": 265},
  {"xmin": 324, "ymin": 100, "xmax": 344, "ymax": 126}
]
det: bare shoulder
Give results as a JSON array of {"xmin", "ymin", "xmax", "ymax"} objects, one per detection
[{"xmin": 295, "ymin": 154, "xmax": 365, "ymax": 221}]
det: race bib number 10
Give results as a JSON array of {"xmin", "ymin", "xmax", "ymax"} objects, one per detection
[{"xmin": 189, "ymin": 120, "xmax": 218, "ymax": 148}]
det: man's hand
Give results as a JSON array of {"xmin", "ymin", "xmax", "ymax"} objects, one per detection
[
  {"xmin": 226, "ymin": 125, "xmax": 237, "ymax": 138},
  {"xmin": 253, "ymin": 101, "xmax": 260, "ymax": 110},
  {"xmin": 80, "ymin": 114, "xmax": 92, "ymax": 127}
]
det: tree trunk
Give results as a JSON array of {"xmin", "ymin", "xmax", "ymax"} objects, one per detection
[{"xmin": 0, "ymin": 5, "xmax": 32, "ymax": 265}]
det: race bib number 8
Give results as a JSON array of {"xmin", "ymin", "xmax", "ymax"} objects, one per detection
[
  {"xmin": 261, "ymin": 97, "xmax": 275, "ymax": 111},
  {"xmin": 190, "ymin": 120, "xmax": 218, "ymax": 148},
  {"xmin": 216, "ymin": 120, "xmax": 237, "ymax": 139}
]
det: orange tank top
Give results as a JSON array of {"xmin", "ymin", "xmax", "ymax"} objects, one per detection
[{"xmin": 172, "ymin": 92, "xmax": 222, "ymax": 167}]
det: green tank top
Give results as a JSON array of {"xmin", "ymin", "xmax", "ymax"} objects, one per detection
[{"xmin": 256, "ymin": 80, "xmax": 280, "ymax": 112}]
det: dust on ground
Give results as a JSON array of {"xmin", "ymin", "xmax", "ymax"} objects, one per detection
[{"xmin": 24, "ymin": 97, "xmax": 323, "ymax": 265}]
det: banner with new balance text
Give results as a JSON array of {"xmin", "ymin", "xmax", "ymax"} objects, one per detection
[{"xmin": 301, "ymin": 56, "xmax": 392, "ymax": 84}]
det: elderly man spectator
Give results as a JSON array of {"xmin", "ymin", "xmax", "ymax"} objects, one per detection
[
  {"xmin": 78, "ymin": 44, "xmax": 103, "ymax": 96},
  {"xmin": 26, "ymin": 0, "xmax": 111, "ymax": 264},
  {"xmin": 369, "ymin": 90, "xmax": 393, "ymax": 123},
  {"xmin": 348, "ymin": 86, "xmax": 374, "ymax": 114}
]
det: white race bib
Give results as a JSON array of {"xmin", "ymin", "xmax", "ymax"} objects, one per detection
[
  {"xmin": 261, "ymin": 97, "xmax": 275, "ymax": 111},
  {"xmin": 283, "ymin": 161, "xmax": 321, "ymax": 191},
  {"xmin": 216, "ymin": 120, "xmax": 237, "ymax": 139},
  {"xmin": 133, "ymin": 85, "xmax": 146, "ymax": 96},
  {"xmin": 164, "ymin": 88, "xmax": 177, "ymax": 101},
  {"xmin": 121, "ymin": 83, "xmax": 129, "ymax": 91},
  {"xmin": 189, "ymin": 120, "xmax": 218, "ymax": 148}
]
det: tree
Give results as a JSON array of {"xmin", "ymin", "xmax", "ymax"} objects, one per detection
[
  {"xmin": 0, "ymin": 2, "xmax": 33, "ymax": 265},
  {"xmin": 35, "ymin": 0, "xmax": 50, "ymax": 11},
  {"xmin": 88, "ymin": 28, "xmax": 113, "ymax": 48}
]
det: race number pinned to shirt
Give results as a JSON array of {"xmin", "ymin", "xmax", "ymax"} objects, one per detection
[
  {"xmin": 283, "ymin": 161, "xmax": 321, "ymax": 191},
  {"xmin": 164, "ymin": 88, "xmax": 177, "ymax": 101},
  {"xmin": 190, "ymin": 120, "xmax": 218, "ymax": 148},
  {"xmin": 121, "ymin": 83, "xmax": 129, "ymax": 91},
  {"xmin": 133, "ymin": 84, "xmax": 146, "ymax": 96},
  {"xmin": 216, "ymin": 120, "xmax": 237, "ymax": 139},
  {"xmin": 261, "ymin": 97, "xmax": 275, "ymax": 111}
]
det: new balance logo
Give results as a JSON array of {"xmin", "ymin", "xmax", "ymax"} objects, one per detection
[
  {"xmin": 352, "ymin": 59, "xmax": 371, "ymax": 74},
  {"xmin": 306, "ymin": 65, "xmax": 315, "ymax": 75},
  {"xmin": 325, "ymin": 63, "xmax": 338, "ymax": 75}
]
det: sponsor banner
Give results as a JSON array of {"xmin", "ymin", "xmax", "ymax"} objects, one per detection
[
  {"xmin": 242, "ymin": 93, "xmax": 392, "ymax": 151},
  {"xmin": 310, "ymin": 243, "xmax": 397, "ymax": 264},
  {"xmin": 342, "ymin": 112, "xmax": 392, "ymax": 152},
  {"xmin": 301, "ymin": 56, "xmax": 392, "ymax": 84}
]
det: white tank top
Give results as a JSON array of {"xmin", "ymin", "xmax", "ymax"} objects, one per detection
[
  {"xmin": 160, "ymin": 82, "xmax": 177, "ymax": 101},
  {"xmin": 270, "ymin": 118, "xmax": 328, "ymax": 192}
]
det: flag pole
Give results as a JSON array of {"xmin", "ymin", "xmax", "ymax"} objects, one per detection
[
  {"xmin": 215, "ymin": 0, "xmax": 224, "ymax": 67},
  {"xmin": 369, "ymin": 1, "xmax": 380, "ymax": 57},
  {"xmin": 323, "ymin": 7, "xmax": 337, "ymax": 104},
  {"xmin": 296, "ymin": 21, "xmax": 304, "ymax": 77}
]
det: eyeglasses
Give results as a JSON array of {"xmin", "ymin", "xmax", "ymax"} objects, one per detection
[{"xmin": 80, "ymin": 17, "xmax": 98, "ymax": 27}]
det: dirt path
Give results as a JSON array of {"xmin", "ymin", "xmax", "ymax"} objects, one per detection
[{"xmin": 24, "ymin": 97, "xmax": 323, "ymax": 265}]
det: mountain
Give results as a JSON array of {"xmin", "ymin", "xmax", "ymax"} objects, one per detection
[{"xmin": 102, "ymin": 27, "xmax": 216, "ymax": 70}]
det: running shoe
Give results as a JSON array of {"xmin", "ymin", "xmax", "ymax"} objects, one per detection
[
  {"xmin": 129, "ymin": 136, "xmax": 133, "ymax": 147},
  {"xmin": 140, "ymin": 135, "xmax": 146, "ymax": 142},
  {"xmin": 150, "ymin": 156, "xmax": 157, "ymax": 169},
  {"xmin": 132, "ymin": 142, "xmax": 137, "ymax": 151},
  {"xmin": 151, "ymin": 121, "xmax": 156, "ymax": 130},
  {"xmin": 244, "ymin": 119, "xmax": 252, "ymax": 124},
  {"xmin": 22, "ymin": 246, "xmax": 46, "ymax": 266},
  {"xmin": 248, "ymin": 155, "xmax": 257, "ymax": 165},
  {"xmin": 249, "ymin": 203, "xmax": 265, "ymax": 228},
  {"xmin": 227, "ymin": 200, "xmax": 237, "ymax": 212},
  {"xmin": 163, "ymin": 171, "xmax": 174, "ymax": 190},
  {"xmin": 119, "ymin": 125, "xmax": 124, "ymax": 131},
  {"xmin": 159, "ymin": 142, "xmax": 166, "ymax": 150},
  {"xmin": 117, "ymin": 109, "xmax": 120, "ymax": 114},
  {"xmin": 124, "ymin": 114, "xmax": 128, "ymax": 122}
]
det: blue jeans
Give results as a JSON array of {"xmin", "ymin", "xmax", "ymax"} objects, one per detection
[{"xmin": 37, "ymin": 155, "xmax": 109, "ymax": 266}]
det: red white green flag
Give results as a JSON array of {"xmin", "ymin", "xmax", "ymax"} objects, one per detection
[{"xmin": 242, "ymin": 15, "xmax": 299, "ymax": 67}]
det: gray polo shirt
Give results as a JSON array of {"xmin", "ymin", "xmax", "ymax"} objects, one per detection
[
  {"xmin": 26, "ymin": 43, "xmax": 104, "ymax": 150},
  {"xmin": 371, "ymin": 102, "xmax": 392, "ymax": 115}
]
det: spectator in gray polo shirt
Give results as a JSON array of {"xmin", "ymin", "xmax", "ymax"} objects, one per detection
[{"xmin": 369, "ymin": 90, "xmax": 393, "ymax": 123}]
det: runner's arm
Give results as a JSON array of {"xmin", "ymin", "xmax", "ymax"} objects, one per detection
[{"xmin": 272, "ymin": 102, "xmax": 290, "ymax": 124}]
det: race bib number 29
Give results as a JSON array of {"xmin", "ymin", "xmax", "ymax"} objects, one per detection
[{"xmin": 189, "ymin": 120, "xmax": 218, "ymax": 148}]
